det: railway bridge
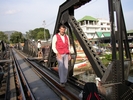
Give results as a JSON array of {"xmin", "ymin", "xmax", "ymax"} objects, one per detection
[{"xmin": 0, "ymin": 0, "xmax": 133, "ymax": 100}]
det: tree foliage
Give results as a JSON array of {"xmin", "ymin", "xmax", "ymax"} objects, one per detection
[
  {"xmin": 26, "ymin": 28, "xmax": 50, "ymax": 41},
  {"xmin": 37, "ymin": 31, "xmax": 44, "ymax": 39},
  {"xmin": 44, "ymin": 29, "xmax": 50, "ymax": 41},
  {"xmin": 0, "ymin": 31, "xmax": 8, "ymax": 42},
  {"xmin": 10, "ymin": 31, "xmax": 24, "ymax": 43}
]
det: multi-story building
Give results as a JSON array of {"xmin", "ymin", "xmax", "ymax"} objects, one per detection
[{"xmin": 78, "ymin": 16, "xmax": 111, "ymax": 39}]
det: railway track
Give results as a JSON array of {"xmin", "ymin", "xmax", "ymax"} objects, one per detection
[
  {"xmin": 12, "ymin": 48, "xmax": 82, "ymax": 100},
  {"xmin": 0, "ymin": 47, "xmax": 106, "ymax": 100},
  {"xmin": 11, "ymin": 50, "xmax": 35, "ymax": 100}
]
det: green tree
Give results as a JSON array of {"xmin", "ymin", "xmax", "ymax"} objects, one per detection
[
  {"xmin": 37, "ymin": 31, "xmax": 44, "ymax": 39},
  {"xmin": 26, "ymin": 29, "xmax": 39, "ymax": 40},
  {"xmin": 26, "ymin": 28, "xmax": 50, "ymax": 41},
  {"xmin": 44, "ymin": 29, "xmax": 50, "ymax": 41},
  {"xmin": 10, "ymin": 31, "xmax": 24, "ymax": 43},
  {"xmin": 0, "ymin": 31, "xmax": 8, "ymax": 42}
]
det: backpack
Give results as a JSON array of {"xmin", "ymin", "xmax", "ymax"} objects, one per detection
[{"xmin": 82, "ymin": 82, "xmax": 101, "ymax": 100}]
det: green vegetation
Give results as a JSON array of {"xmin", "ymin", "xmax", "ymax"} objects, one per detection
[
  {"xmin": 25, "ymin": 28, "xmax": 50, "ymax": 41},
  {"xmin": 0, "ymin": 31, "xmax": 8, "ymax": 43},
  {"xmin": 10, "ymin": 31, "xmax": 24, "ymax": 43},
  {"xmin": 0, "ymin": 27, "xmax": 51, "ymax": 44},
  {"xmin": 101, "ymin": 54, "xmax": 112, "ymax": 66}
]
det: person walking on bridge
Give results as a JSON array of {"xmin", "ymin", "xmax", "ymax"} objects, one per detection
[{"xmin": 52, "ymin": 24, "xmax": 71, "ymax": 87}]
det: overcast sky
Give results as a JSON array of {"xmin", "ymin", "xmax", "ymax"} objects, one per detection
[{"xmin": 0, "ymin": 0, "xmax": 133, "ymax": 34}]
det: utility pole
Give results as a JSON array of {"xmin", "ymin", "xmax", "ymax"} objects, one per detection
[{"xmin": 43, "ymin": 20, "xmax": 46, "ymax": 42}]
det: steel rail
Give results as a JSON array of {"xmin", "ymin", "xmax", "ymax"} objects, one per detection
[
  {"xmin": 26, "ymin": 59, "xmax": 80, "ymax": 100},
  {"xmin": 15, "ymin": 48, "xmax": 107, "ymax": 100},
  {"xmin": 11, "ymin": 50, "xmax": 26, "ymax": 100},
  {"xmin": 12, "ymin": 49, "xmax": 35, "ymax": 100},
  {"xmin": 28, "ymin": 53, "xmax": 107, "ymax": 100},
  {"xmin": 15, "ymin": 49, "xmax": 73, "ymax": 100},
  {"xmin": 28, "ymin": 63, "xmax": 71, "ymax": 100},
  {"xmin": 15, "ymin": 48, "xmax": 80, "ymax": 99}
]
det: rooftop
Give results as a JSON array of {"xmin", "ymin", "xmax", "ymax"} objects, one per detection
[{"xmin": 78, "ymin": 16, "xmax": 98, "ymax": 22}]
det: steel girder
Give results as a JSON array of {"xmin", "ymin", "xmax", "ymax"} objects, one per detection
[{"xmin": 47, "ymin": 0, "xmax": 133, "ymax": 99}]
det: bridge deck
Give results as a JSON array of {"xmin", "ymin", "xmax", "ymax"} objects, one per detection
[{"xmin": 13, "ymin": 50, "xmax": 60, "ymax": 100}]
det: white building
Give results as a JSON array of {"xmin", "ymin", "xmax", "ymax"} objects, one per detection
[{"xmin": 78, "ymin": 16, "xmax": 111, "ymax": 39}]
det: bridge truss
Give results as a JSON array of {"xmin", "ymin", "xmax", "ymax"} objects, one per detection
[{"xmin": 47, "ymin": 0, "xmax": 133, "ymax": 100}]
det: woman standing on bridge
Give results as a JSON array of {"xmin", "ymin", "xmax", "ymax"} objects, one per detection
[{"xmin": 52, "ymin": 24, "xmax": 71, "ymax": 87}]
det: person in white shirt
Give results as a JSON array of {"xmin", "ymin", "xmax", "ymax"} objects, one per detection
[
  {"xmin": 52, "ymin": 25, "xmax": 71, "ymax": 87},
  {"xmin": 37, "ymin": 40, "xmax": 42, "ymax": 57},
  {"xmin": 37, "ymin": 40, "xmax": 41, "ymax": 51}
]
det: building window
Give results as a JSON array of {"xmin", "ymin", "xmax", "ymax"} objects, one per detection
[
  {"xmin": 81, "ymin": 22, "xmax": 83, "ymax": 25},
  {"xmin": 89, "ymin": 21, "xmax": 93, "ymax": 25},
  {"xmin": 86, "ymin": 20, "xmax": 88, "ymax": 25},
  {"xmin": 107, "ymin": 23, "xmax": 110, "ymax": 25},
  {"xmin": 107, "ymin": 28, "xmax": 110, "ymax": 30},
  {"xmin": 94, "ymin": 21, "xmax": 97, "ymax": 25},
  {"xmin": 81, "ymin": 21, "xmax": 85, "ymax": 25}
]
